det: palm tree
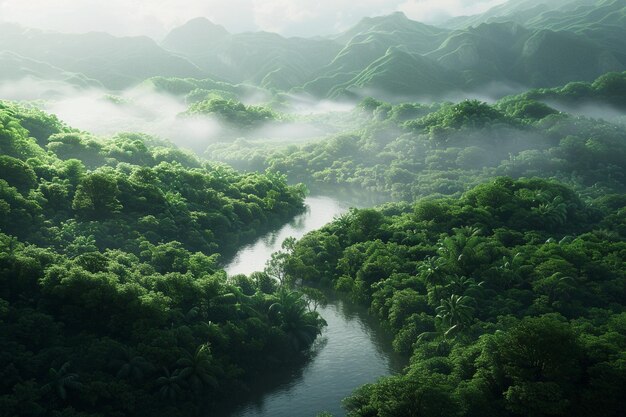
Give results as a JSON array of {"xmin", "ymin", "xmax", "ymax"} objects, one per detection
[
  {"xmin": 418, "ymin": 255, "xmax": 447, "ymax": 305},
  {"xmin": 446, "ymin": 275, "xmax": 484, "ymax": 299},
  {"xmin": 41, "ymin": 362, "xmax": 83, "ymax": 400},
  {"xmin": 532, "ymin": 196, "xmax": 568, "ymax": 229},
  {"xmin": 110, "ymin": 349, "xmax": 155, "ymax": 382},
  {"xmin": 175, "ymin": 344, "xmax": 219, "ymax": 394},
  {"xmin": 437, "ymin": 227, "xmax": 483, "ymax": 274},
  {"xmin": 436, "ymin": 294, "xmax": 474, "ymax": 337},
  {"xmin": 269, "ymin": 289, "xmax": 326, "ymax": 351},
  {"xmin": 419, "ymin": 255, "xmax": 446, "ymax": 285},
  {"xmin": 209, "ymin": 291, "xmax": 241, "ymax": 321},
  {"xmin": 536, "ymin": 272, "xmax": 577, "ymax": 304},
  {"xmin": 156, "ymin": 367, "xmax": 183, "ymax": 401},
  {"xmin": 494, "ymin": 252, "xmax": 523, "ymax": 290}
]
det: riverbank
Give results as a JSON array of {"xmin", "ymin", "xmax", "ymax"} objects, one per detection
[{"xmin": 220, "ymin": 196, "xmax": 407, "ymax": 417}]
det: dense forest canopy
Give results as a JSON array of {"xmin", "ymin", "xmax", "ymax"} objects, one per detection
[
  {"xmin": 1, "ymin": 0, "xmax": 626, "ymax": 416},
  {"xmin": 0, "ymin": 101, "xmax": 326, "ymax": 416},
  {"xmin": 208, "ymin": 72, "xmax": 626, "ymax": 204},
  {"xmin": 283, "ymin": 176, "xmax": 626, "ymax": 416}
]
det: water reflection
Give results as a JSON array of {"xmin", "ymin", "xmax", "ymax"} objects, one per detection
[
  {"xmin": 221, "ymin": 196, "xmax": 407, "ymax": 417},
  {"xmin": 225, "ymin": 196, "xmax": 350, "ymax": 276},
  {"xmin": 219, "ymin": 298, "xmax": 406, "ymax": 417}
]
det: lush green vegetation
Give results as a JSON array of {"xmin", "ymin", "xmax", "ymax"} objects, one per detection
[
  {"xmin": 285, "ymin": 177, "xmax": 626, "ymax": 417},
  {"xmin": 0, "ymin": 101, "xmax": 326, "ymax": 416},
  {"xmin": 203, "ymin": 72, "xmax": 626, "ymax": 416},
  {"xmin": 145, "ymin": 76, "xmax": 269, "ymax": 105},
  {"xmin": 184, "ymin": 98, "xmax": 278, "ymax": 129},
  {"xmin": 1, "ymin": 0, "xmax": 624, "ymax": 96},
  {"xmin": 208, "ymin": 71, "xmax": 626, "ymax": 206},
  {"xmin": 2, "ymin": 1, "xmax": 626, "ymax": 415},
  {"xmin": 499, "ymin": 71, "xmax": 626, "ymax": 110}
]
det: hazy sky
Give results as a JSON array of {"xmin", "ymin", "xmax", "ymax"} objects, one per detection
[{"xmin": 0, "ymin": 0, "xmax": 506, "ymax": 39}]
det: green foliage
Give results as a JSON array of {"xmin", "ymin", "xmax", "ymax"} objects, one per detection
[
  {"xmin": 0, "ymin": 155, "xmax": 37, "ymax": 193},
  {"xmin": 185, "ymin": 98, "xmax": 277, "ymax": 129},
  {"xmin": 283, "ymin": 177, "xmax": 626, "ymax": 417},
  {"xmin": 2, "ymin": 11, "xmax": 625, "ymax": 414},
  {"xmin": 407, "ymin": 99, "xmax": 516, "ymax": 138},
  {"xmin": 72, "ymin": 171, "xmax": 122, "ymax": 218},
  {"xmin": 209, "ymin": 77, "xmax": 626, "ymax": 203},
  {"xmin": 501, "ymin": 71, "xmax": 626, "ymax": 111},
  {"xmin": 0, "ymin": 104, "xmax": 324, "ymax": 417}
]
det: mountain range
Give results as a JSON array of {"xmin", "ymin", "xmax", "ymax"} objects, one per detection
[{"xmin": 0, "ymin": 0, "xmax": 624, "ymax": 100}]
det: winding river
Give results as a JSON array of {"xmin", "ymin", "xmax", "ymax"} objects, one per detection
[{"xmin": 222, "ymin": 196, "xmax": 407, "ymax": 417}]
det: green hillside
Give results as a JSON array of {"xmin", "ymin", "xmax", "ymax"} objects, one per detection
[
  {"xmin": 427, "ymin": 20, "xmax": 623, "ymax": 88},
  {"xmin": 0, "ymin": 51, "xmax": 102, "ymax": 89},
  {"xmin": 286, "ymin": 177, "xmax": 626, "ymax": 417},
  {"xmin": 1, "ymin": 2, "xmax": 626, "ymax": 416},
  {"xmin": 445, "ymin": 0, "xmax": 626, "ymax": 63},
  {"xmin": 0, "ymin": 101, "xmax": 322, "ymax": 417},
  {"xmin": 161, "ymin": 17, "xmax": 229, "ymax": 55},
  {"xmin": 0, "ymin": 23, "xmax": 205, "ymax": 89},
  {"xmin": 330, "ymin": 47, "xmax": 460, "ymax": 99},
  {"xmin": 332, "ymin": 11, "xmax": 450, "ymax": 52},
  {"xmin": 207, "ymin": 72, "xmax": 626, "ymax": 203},
  {"xmin": 1, "ymin": 1, "xmax": 625, "ymax": 97},
  {"xmin": 443, "ymin": 0, "xmax": 600, "ymax": 29},
  {"xmin": 496, "ymin": 71, "xmax": 626, "ymax": 123},
  {"xmin": 159, "ymin": 20, "xmax": 342, "ymax": 90},
  {"xmin": 303, "ymin": 3, "xmax": 626, "ymax": 97}
]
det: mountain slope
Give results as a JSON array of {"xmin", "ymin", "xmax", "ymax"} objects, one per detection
[
  {"xmin": 299, "ymin": 5, "xmax": 626, "ymax": 98},
  {"xmin": 1, "ymin": 2, "xmax": 625, "ymax": 99},
  {"xmin": 0, "ymin": 23, "xmax": 205, "ymax": 89},
  {"xmin": 443, "ymin": 0, "xmax": 599, "ymax": 29},
  {"xmin": 161, "ymin": 17, "xmax": 229, "ymax": 55},
  {"xmin": 333, "ymin": 11, "xmax": 450, "ymax": 51},
  {"xmin": 330, "ymin": 47, "xmax": 461, "ymax": 99},
  {"xmin": 0, "ymin": 51, "xmax": 102, "ymax": 89},
  {"xmin": 444, "ymin": 0, "xmax": 626, "ymax": 62},
  {"xmin": 159, "ymin": 20, "xmax": 342, "ymax": 90},
  {"xmin": 427, "ymin": 20, "xmax": 624, "ymax": 88}
]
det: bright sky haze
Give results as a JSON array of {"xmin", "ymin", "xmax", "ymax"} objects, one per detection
[{"xmin": 0, "ymin": 0, "xmax": 507, "ymax": 38}]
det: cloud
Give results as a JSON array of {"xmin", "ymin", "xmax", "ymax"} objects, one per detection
[
  {"xmin": 251, "ymin": 0, "xmax": 400, "ymax": 36},
  {"xmin": 398, "ymin": 0, "xmax": 507, "ymax": 23},
  {"xmin": 0, "ymin": 0, "xmax": 506, "ymax": 38},
  {"xmin": 0, "ymin": 77, "xmax": 223, "ymax": 151},
  {"xmin": 0, "ymin": 77, "xmax": 356, "ymax": 153},
  {"xmin": 0, "ymin": 0, "xmax": 257, "ymax": 39}
]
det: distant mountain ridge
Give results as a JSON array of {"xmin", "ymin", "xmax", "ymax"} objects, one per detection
[
  {"xmin": 0, "ymin": 22, "xmax": 205, "ymax": 89},
  {"xmin": 161, "ymin": 17, "xmax": 229, "ymax": 55},
  {"xmin": 0, "ymin": 0, "xmax": 624, "ymax": 98},
  {"xmin": 157, "ymin": 0, "xmax": 626, "ymax": 98}
]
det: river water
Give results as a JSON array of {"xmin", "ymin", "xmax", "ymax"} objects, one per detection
[{"xmin": 222, "ymin": 196, "xmax": 406, "ymax": 417}]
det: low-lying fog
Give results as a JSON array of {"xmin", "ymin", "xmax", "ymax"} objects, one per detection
[
  {"xmin": 1, "ymin": 77, "xmax": 623, "ymax": 156},
  {"xmin": 0, "ymin": 77, "xmax": 357, "ymax": 152}
]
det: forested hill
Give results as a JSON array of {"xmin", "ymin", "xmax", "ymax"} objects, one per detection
[
  {"xmin": 0, "ymin": 102, "xmax": 326, "ymax": 416},
  {"xmin": 284, "ymin": 177, "xmax": 626, "ymax": 417},
  {"xmin": 1, "ymin": 0, "xmax": 625, "ymax": 415},
  {"xmin": 1, "ymin": 0, "xmax": 625, "ymax": 98},
  {"xmin": 207, "ymin": 71, "xmax": 626, "ymax": 204},
  {"xmin": 158, "ymin": 0, "xmax": 626, "ymax": 98}
]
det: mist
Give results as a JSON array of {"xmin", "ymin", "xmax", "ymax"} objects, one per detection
[
  {"xmin": 0, "ymin": 78, "xmax": 223, "ymax": 151},
  {"xmin": 544, "ymin": 100, "xmax": 626, "ymax": 125},
  {"xmin": 346, "ymin": 80, "xmax": 528, "ymax": 106},
  {"xmin": 2, "ymin": 2, "xmax": 626, "ymax": 417},
  {"xmin": 0, "ymin": 77, "xmax": 360, "ymax": 153},
  {"xmin": 0, "ymin": 0, "xmax": 506, "ymax": 39}
]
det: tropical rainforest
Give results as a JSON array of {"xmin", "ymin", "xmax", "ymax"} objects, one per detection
[{"xmin": 1, "ymin": 0, "xmax": 625, "ymax": 416}]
